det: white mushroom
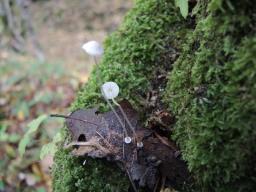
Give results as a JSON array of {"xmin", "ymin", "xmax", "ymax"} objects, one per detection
[
  {"xmin": 124, "ymin": 137, "xmax": 132, "ymax": 144},
  {"xmin": 137, "ymin": 142, "xmax": 143, "ymax": 148},
  {"xmin": 82, "ymin": 41, "xmax": 104, "ymax": 56},
  {"xmin": 101, "ymin": 81, "xmax": 120, "ymax": 100}
]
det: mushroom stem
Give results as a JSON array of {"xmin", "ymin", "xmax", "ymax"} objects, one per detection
[
  {"xmin": 112, "ymin": 98, "xmax": 141, "ymax": 145},
  {"xmin": 124, "ymin": 165, "xmax": 138, "ymax": 192},
  {"xmin": 101, "ymin": 87, "xmax": 131, "ymax": 143},
  {"xmin": 93, "ymin": 56, "xmax": 98, "ymax": 65},
  {"xmin": 92, "ymin": 56, "xmax": 102, "ymax": 84}
]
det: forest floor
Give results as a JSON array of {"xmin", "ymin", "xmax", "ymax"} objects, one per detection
[{"xmin": 0, "ymin": 1, "xmax": 132, "ymax": 191}]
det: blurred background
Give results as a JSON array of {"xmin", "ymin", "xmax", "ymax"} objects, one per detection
[{"xmin": 0, "ymin": 0, "xmax": 132, "ymax": 191}]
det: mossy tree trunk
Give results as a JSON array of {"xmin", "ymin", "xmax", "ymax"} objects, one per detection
[{"xmin": 53, "ymin": 0, "xmax": 256, "ymax": 191}]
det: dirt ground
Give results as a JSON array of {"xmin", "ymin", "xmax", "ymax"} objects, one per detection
[{"xmin": 0, "ymin": 0, "xmax": 132, "ymax": 191}]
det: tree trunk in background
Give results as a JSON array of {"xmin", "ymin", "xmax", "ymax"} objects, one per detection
[
  {"xmin": 0, "ymin": 0, "xmax": 43, "ymax": 60},
  {"xmin": 52, "ymin": 0, "xmax": 256, "ymax": 191}
]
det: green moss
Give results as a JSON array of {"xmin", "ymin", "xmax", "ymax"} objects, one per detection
[
  {"xmin": 166, "ymin": 0, "xmax": 256, "ymax": 191},
  {"xmin": 53, "ymin": 0, "xmax": 191, "ymax": 191},
  {"xmin": 71, "ymin": 0, "xmax": 191, "ymax": 111},
  {"xmin": 53, "ymin": 0, "xmax": 255, "ymax": 191},
  {"xmin": 52, "ymin": 149, "xmax": 129, "ymax": 192}
]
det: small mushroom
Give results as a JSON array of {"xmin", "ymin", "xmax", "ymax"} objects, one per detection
[
  {"xmin": 102, "ymin": 82, "xmax": 142, "ymax": 147},
  {"xmin": 82, "ymin": 41, "xmax": 104, "ymax": 57},
  {"xmin": 137, "ymin": 141, "xmax": 143, "ymax": 148},
  {"xmin": 101, "ymin": 81, "xmax": 119, "ymax": 100},
  {"xmin": 101, "ymin": 82, "xmax": 131, "ymax": 143},
  {"xmin": 124, "ymin": 136, "xmax": 132, "ymax": 144},
  {"xmin": 82, "ymin": 40, "xmax": 104, "ymax": 67}
]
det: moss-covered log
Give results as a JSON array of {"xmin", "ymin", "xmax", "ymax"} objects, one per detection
[{"xmin": 53, "ymin": 0, "xmax": 256, "ymax": 191}]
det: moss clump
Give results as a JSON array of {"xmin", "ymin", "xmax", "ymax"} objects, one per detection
[
  {"xmin": 166, "ymin": 0, "xmax": 256, "ymax": 191},
  {"xmin": 53, "ymin": 0, "xmax": 191, "ymax": 191},
  {"xmin": 52, "ymin": 149, "xmax": 129, "ymax": 192},
  {"xmin": 71, "ymin": 0, "xmax": 192, "ymax": 111}
]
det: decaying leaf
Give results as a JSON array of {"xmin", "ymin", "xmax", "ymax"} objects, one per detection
[
  {"xmin": 69, "ymin": 137, "xmax": 114, "ymax": 157},
  {"xmin": 64, "ymin": 100, "xmax": 189, "ymax": 191}
]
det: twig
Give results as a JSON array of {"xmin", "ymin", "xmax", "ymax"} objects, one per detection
[
  {"xmin": 95, "ymin": 131, "xmax": 114, "ymax": 150},
  {"xmin": 160, "ymin": 175, "xmax": 166, "ymax": 191},
  {"xmin": 18, "ymin": 0, "xmax": 44, "ymax": 61},
  {"xmin": 154, "ymin": 132, "xmax": 178, "ymax": 151},
  {"xmin": 122, "ymin": 132, "xmax": 125, "ymax": 160},
  {"xmin": 50, "ymin": 114, "xmax": 99, "ymax": 127},
  {"xmin": 2, "ymin": 0, "xmax": 24, "ymax": 49},
  {"xmin": 153, "ymin": 177, "xmax": 160, "ymax": 192},
  {"xmin": 65, "ymin": 140, "xmax": 111, "ymax": 154}
]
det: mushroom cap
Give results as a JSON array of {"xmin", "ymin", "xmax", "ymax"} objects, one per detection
[
  {"xmin": 124, "ymin": 137, "xmax": 132, "ymax": 144},
  {"xmin": 137, "ymin": 142, "xmax": 143, "ymax": 148},
  {"xmin": 101, "ymin": 81, "xmax": 120, "ymax": 100},
  {"xmin": 82, "ymin": 41, "xmax": 104, "ymax": 56}
]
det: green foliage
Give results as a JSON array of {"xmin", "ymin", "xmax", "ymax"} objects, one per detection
[
  {"xmin": 0, "ymin": 124, "xmax": 20, "ymax": 143},
  {"xmin": 36, "ymin": 187, "xmax": 47, "ymax": 192},
  {"xmin": 40, "ymin": 131, "xmax": 63, "ymax": 160},
  {"xmin": 18, "ymin": 114, "xmax": 48, "ymax": 157},
  {"xmin": 165, "ymin": 0, "xmax": 256, "ymax": 191},
  {"xmin": 0, "ymin": 57, "xmax": 71, "ymax": 191},
  {"xmin": 0, "ymin": 180, "xmax": 4, "ymax": 191},
  {"xmin": 0, "ymin": 17, "xmax": 4, "ymax": 34},
  {"xmin": 175, "ymin": 0, "xmax": 189, "ymax": 18}
]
